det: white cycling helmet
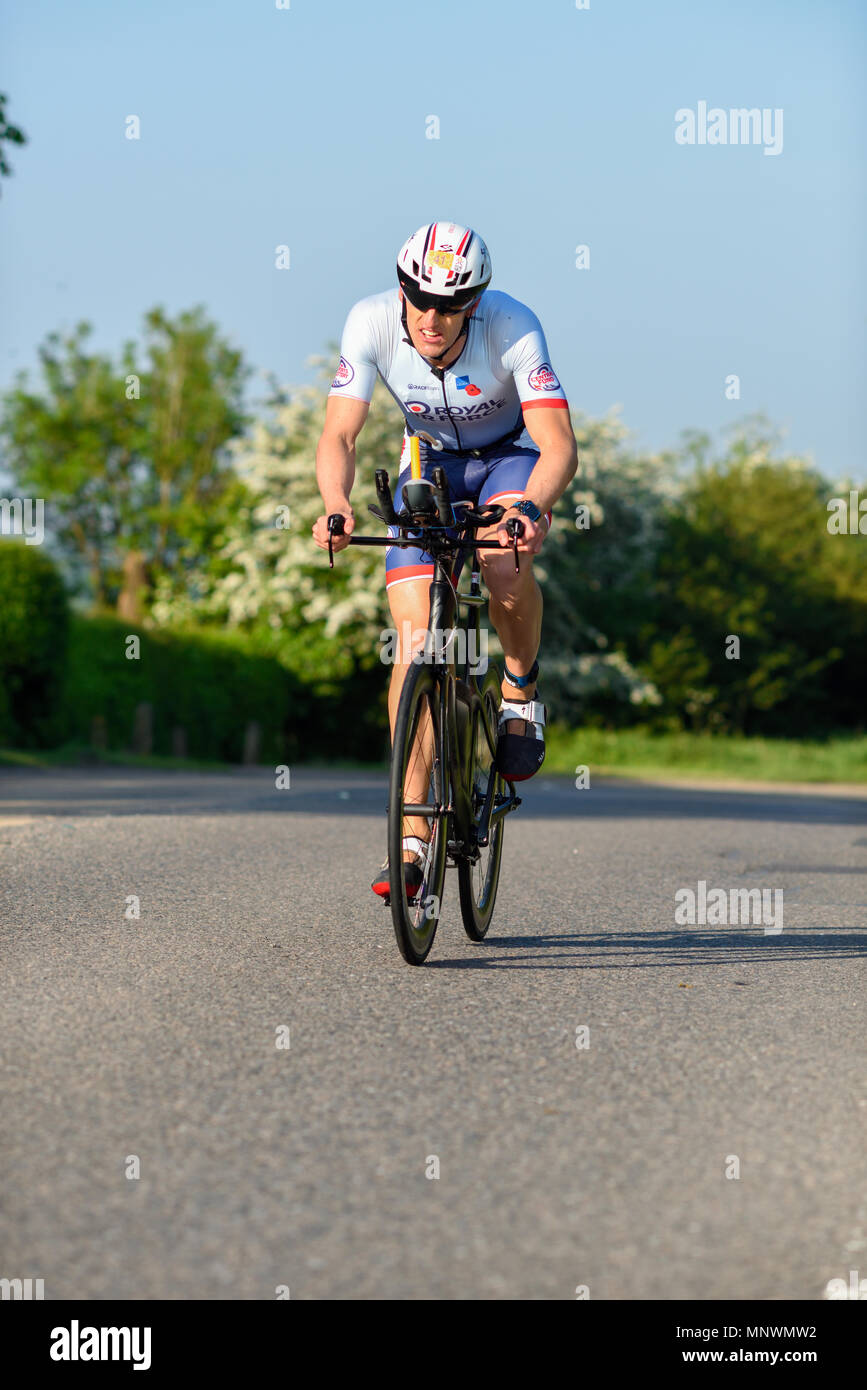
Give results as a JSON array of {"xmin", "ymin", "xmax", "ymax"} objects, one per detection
[{"xmin": 397, "ymin": 221, "xmax": 492, "ymax": 312}]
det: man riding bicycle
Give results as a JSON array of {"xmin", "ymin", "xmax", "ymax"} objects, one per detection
[{"xmin": 312, "ymin": 222, "xmax": 578, "ymax": 898}]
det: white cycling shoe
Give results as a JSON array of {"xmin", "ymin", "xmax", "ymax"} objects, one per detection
[{"xmin": 495, "ymin": 694, "xmax": 547, "ymax": 781}]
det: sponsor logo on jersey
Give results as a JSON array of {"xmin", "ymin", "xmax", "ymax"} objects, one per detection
[
  {"xmin": 528, "ymin": 363, "xmax": 560, "ymax": 392},
  {"xmin": 331, "ymin": 356, "xmax": 355, "ymax": 388},
  {"xmin": 405, "ymin": 399, "xmax": 507, "ymax": 422},
  {"xmin": 455, "ymin": 376, "xmax": 482, "ymax": 396},
  {"xmin": 408, "ymin": 383, "xmax": 436, "ymax": 390}
]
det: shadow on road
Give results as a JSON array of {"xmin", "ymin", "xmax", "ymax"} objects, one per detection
[
  {"xmin": 426, "ymin": 927, "xmax": 867, "ymax": 970},
  {"xmin": 1, "ymin": 768, "xmax": 866, "ymax": 827}
]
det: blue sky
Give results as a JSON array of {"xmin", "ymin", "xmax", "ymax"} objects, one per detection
[{"xmin": 2, "ymin": 0, "xmax": 865, "ymax": 478}]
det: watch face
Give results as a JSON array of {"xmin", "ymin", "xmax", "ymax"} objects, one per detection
[{"xmin": 518, "ymin": 499, "xmax": 541, "ymax": 521}]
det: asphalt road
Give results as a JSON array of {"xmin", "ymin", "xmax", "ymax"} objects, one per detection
[{"xmin": 1, "ymin": 766, "xmax": 865, "ymax": 1300}]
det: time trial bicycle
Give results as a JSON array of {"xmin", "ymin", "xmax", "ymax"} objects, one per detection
[{"xmin": 326, "ymin": 462, "xmax": 527, "ymax": 965}]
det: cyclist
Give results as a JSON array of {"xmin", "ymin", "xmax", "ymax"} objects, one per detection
[{"xmin": 312, "ymin": 222, "xmax": 578, "ymax": 899}]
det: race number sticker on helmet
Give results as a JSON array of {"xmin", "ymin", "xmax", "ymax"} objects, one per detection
[
  {"xmin": 528, "ymin": 363, "xmax": 561, "ymax": 392},
  {"xmin": 331, "ymin": 356, "xmax": 355, "ymax": 388},
  {"xmin": 398, "ymin": 222, "xmax": 491, "ymax": 298}
]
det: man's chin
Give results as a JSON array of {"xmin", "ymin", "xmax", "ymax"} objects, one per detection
[{"xmin": 416, "ymin": 336, "xmax": 450, "ymax": 358}]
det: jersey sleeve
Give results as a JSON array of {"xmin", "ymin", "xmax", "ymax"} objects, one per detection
[
  {"xmin": 499, "ymin": 303, "xmax": 569, "ymax": 411},
  {"xmin": 327, "ymin": 299, "xmax": 380, "ymax": 403}
]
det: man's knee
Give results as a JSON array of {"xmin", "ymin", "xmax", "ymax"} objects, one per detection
[{"xmin": 479, "ymin": 552, "xmax": 536, "ymax": 609}]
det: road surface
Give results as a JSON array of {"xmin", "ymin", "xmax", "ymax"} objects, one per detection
[{"xmin": 1, "ymin": 766, "xmax": 864, "ymax": 1299}]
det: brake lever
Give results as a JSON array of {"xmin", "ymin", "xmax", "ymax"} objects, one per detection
[
  {"xmin": 326, "ymin": 513, "xmax": 345, "ymax": 568},
  {"xmin": 505, "ymin": 516, "xmax": 524, "ymax": 572}
]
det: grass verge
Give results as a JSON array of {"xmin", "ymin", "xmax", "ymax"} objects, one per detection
[
  {"xmin": 3, "ymin": 732, "xmax": 865, "ymax": 785},
  {"xmin": 544, "ymin": 727, "xmax": 867, "ymax": 784}
]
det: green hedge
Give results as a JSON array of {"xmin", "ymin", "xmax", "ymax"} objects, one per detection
[
  {"xmin": 61, "ymin": 613, "xmax": 388, "ymax": 763},
  {"xmin": 0, "ymin": 540, "xmax": 70, "ymax": 747},
  {"xmin": 62, "ymin": 615, "xmax": 294, "ymax": 762},
  {"xmin": 0, "ymin": 541, "xmax": 386, "ymax": 762}
]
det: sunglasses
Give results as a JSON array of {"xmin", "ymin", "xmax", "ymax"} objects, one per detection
[{"xmin": 403, "ymin": 286, "xmax": 479, "ymax": 316}]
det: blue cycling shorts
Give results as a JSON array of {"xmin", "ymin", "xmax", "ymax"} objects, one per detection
[{"xmin": 384, "ymin": 444, "xmax": 549, "ymax": 591}]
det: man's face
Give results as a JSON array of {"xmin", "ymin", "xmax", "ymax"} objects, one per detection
[{"xmin": 401, "ymin": 291, "xmax": 477, "ymax": 360}]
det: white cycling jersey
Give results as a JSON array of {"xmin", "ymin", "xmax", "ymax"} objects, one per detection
[{"xmin": 328, "ymin": 288, "xmax": 569, "ymax": 458}]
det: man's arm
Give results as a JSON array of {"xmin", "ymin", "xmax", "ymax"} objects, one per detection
[
  {"xmin": 312, "ymin": 395, "xmax": 370, "ymax": 552},
  {"xmin": 494, "ymin": 301, "xmax": 578, "ymax": 550},
  {"xmin": 492, "ymin": 405, "xmax": 577, "ymax": 555},
  {"xmin": 519, "ymin": 403, "xmax": 578, "ymax": 519}
]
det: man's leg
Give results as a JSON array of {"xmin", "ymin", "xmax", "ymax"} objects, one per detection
[
  {"xmin": 476, "ymin": 472, "xmax": 545, "ymax": 715},
  {"xmin": 476, "ymin": 461, "xmax": 549, "ymax": 779},
  {"xmin": 477, "ymin": 539, "xmax": 543, "ymax": 712},
  {"xmin": 386, "ymin": 574, "xmax": 436, "ymax": 852}
]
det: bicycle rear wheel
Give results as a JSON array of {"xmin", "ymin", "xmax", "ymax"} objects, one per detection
[
  {"xmin": 388, "ymin": 660, "xmax": 449, "ymax": 966},
  {"xmin": 458, "ymin": 667, "xmax": 505, "ymax": 941}
]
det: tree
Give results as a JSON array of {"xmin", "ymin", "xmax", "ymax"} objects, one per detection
[
  {"xmin": 644, "ymin": 425, "xmax": 867, "ymax": 733},
  {"xmin": 0, "ymin": 307, "xmax": 252, "ymax": 612},
  {"xmin": 0, "ymin": 93, "xmax": 27, "ymax": 194},
  {"xmin": 534, "ymin": 409, "xmax": 676, "ymax": 719},
  {"xmin": 150, "ymin": 354, "xmax": 403, "ymax": 747},
  {"xmin": 151, "ymin": 354, "xmax": 402, "ymax": 671},
  {"xmin": 1, "ymin": 323, "xmax": 139, "ymax": 605}
]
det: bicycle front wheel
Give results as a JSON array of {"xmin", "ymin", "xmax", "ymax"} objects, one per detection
[
  {"xmin": 458, "ymin": 666, "xmax": 505, "ymax": 941},
  {"xmin": 388, "ymin": 660, "xmax": 449, "ymax": 966}
]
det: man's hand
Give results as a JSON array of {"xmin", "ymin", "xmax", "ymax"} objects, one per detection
[
  {"xmin": 495, "ymin": 507, "xmax": 548, "ymax": 555},
  {"xmin": 312, "ymin": 508, "xmax": 355, "ymax": 553}
]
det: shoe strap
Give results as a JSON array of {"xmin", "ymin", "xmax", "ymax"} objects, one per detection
[{"xmin": 499, "ymin": 699, "xmax": 546, "ymax": 732}]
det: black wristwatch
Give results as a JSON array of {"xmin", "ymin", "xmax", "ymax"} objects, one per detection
[{"xmin": 510, "ymin": 498, "xmax": 542, "ymax": 523}]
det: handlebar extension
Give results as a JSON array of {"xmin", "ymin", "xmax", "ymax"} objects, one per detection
[
  {"xmin": 326, "ymin": 511, "xmax": 345, "ymax": 567},
  {"xmin": 431, "ymin": 466, "xmax": 454, "ymax": 528},
  {"xmin": 504, "ymin": 515, "xmax": 525, "ymax": 572},
  {"xmin": 374, "ymin": 469, "xmax": 398, "ymax": 525}
]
